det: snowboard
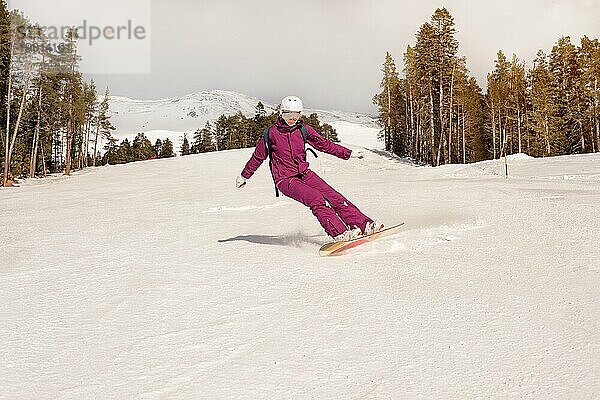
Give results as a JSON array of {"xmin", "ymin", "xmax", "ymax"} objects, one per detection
[{"xmin": 319, "ymin": 222, "xmax": 405, "ymax": 257}]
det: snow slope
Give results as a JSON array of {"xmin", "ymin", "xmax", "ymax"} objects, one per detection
[
  {"xmin": 2, "ymin": 130, "xmax": 600, "ymax": 399},
  {"xmin": 109, "ymin": 90, "xmax": 379, "ymax": 150}
]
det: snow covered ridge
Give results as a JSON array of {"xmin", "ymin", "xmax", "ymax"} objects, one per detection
[{"xmin": 109, "ymin": 89, "xmax": 379, "ymax": 146}]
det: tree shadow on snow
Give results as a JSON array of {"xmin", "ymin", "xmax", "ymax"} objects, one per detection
[{"xmin": 218, "ymin": 232, "xmax": 323, "ymax": 248}]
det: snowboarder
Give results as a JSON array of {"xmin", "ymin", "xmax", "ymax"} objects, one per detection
[{"xmin": 236, "ymin": 95, "xmax": 381, "ymax": 242}]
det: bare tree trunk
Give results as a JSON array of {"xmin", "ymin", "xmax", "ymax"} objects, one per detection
[
  {"xmin": 3, "ymin": 40, "xmax": 14, "ymax": 187},
  {"xmin": 455, "ymin": 104, "xmax": 461, "ymax": 159},
  {"xmin": 416, "ymin": 114, "xmax": 421, "ymax": 161},
  {"xmin": 462, "ymin": 105, "xmax": 466, "ymax": 163},
  {"xmin": 40, "ymin": 139, "xmax": 47, "ymax": 177},
  {"xmin": 5, "ymin": 59, "xmax": 34, "ymax": 183},
  {"xmin": 491, "ymin": 102, "xmax": 497, "ymax": 159},
  {"xmin": 409, "ymin": 85, "xmax": 416, "ymax": 158},
  {"xmin": 84, "ymin": 116, "xmax": 91, "ymax": 167},
  {"xmin": 594, "ymin": 78, "xmax": 600, "ymax": 151},
  {"xmin": 416, "ymin": 111, "xmax": 421, "ymax": 161},
  {"xmin": 65, "ymin": 99, "xmax": 73, "ymax": 176},
  {"xmin": 503, "ymin": 124, "xmax": 507, "ymax": 157},
  {"xmin": 579, "ymin": 120, "xmax": 585, "ymax": 153},
  {"xmin": 447, "ymin": 105, "xmax": 452, "ymax": 164},
  {"xmin": 455, "ymin": 104, "xmax": 459, "ymax": 162},
  {"xmin": 597, "ymin": 115, "xmax": 600, "ymax": 153},
  {"xmin": 405, "ymin": 88, "xmax": 410, "ymax": 155},
  {"xmin": 527, "ymin": 124, "xmax": 531, "ymax": 154},
  {"xmin": 54, "ymin": 132, "xmax": 59, "ymax": 169},
  {"xmin": 61, "ymin": 132, "xmax": 65, "ymax": 169},
  {"xmin": 65, "ymin": 57, "xmax": 78, "ymax": 175},
  {"xmin": 448, "ymin": 63, "xmax": 455, "ymax": 164},
  {"xmin": 525, "ymin": 103, "xmax": 530, "ymax": 154},
  {"xmin": 429, "ymin": 80, "xmax": 436, "ymax": 165},
  {"xmin": 509, "ymin": 115, "xmax": 512, "ymax": 155},
  {"xmin": 436, "ymin": 81, "xmax": 444, "ymax": 166},
  {"xmin": 544, "ymin": 115, "xmax": 551, "ymax": 155},
  {"xmin": 498, "ymin": 110, "xmax": 503, "ymax": 158},
  {"xmin": 77, "ymin": 123, "xmax": 84, "ymax": 170},
  {"xmin": 387, "ymin": 84, "xmax": 391, "ymax": 152},
  {"xmin": 591, "ymin": 121, "xmax": 596, "ymax": 153},
  {"xmin": 93, "ymin": 121, "xmax": 99, "ymax": 166},
  {"xmin": 517, "ymin": 109, "xmax": 522, "ymax": 154},
  {"xmin": 30, "ymin": 76, "xmax": 44, "ymax": 177}
]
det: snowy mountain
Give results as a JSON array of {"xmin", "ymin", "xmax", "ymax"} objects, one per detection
[
  {"xmin": 109, "ymin": 89, "xmax": 379, "ymax": 149},
  {"xmin": 3, "ymin": 124, "xmax": 600, "ymax": 398}
]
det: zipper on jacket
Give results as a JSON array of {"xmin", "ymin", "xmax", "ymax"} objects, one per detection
[{"xmin": 286, "ymin": 131, "xmax": 300, "ymax": 167}]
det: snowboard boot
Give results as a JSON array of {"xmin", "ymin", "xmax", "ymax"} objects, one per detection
[
  {"xmin": 363, "ymin": 220, "xmax": 384, "ymax": 236},
  {"xmin": 333, "ymin": 227, "xmax": 362, "ymax": 242}
]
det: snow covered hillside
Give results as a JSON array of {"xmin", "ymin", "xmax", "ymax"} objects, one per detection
[
  {"xmin": 2, "ymin": 129, "xmax": 600, "ymax": 398},
  {"xmin": 109, "ymin": 90, "xmax": 379, "ymax": 150}
]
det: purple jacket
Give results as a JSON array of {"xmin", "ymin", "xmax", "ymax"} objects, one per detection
[{"xmin": 241, "ymin": 117, "xmax": 352, "ymax": 184}]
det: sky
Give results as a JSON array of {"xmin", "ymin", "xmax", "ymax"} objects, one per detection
[{"xmin": 9, "ymin": 0, "xmax": 600, "ymax": 113}]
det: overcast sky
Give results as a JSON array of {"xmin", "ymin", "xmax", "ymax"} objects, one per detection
[{"xmin": 10, "ymin": 0, "xmax": 600, "ymax": 113}]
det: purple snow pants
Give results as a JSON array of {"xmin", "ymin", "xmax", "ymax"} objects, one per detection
[{"xmin": 276, "ymin": 170, "xmax": 373, "ymax": 237}]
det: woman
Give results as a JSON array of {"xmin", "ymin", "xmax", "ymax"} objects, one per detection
[{"xmin": 236, "ymin": 95, "xmax": 381, "ymax": 242}]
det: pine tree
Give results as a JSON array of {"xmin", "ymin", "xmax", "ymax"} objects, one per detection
[
  {"xmin": 508, "ymin": 54, "xmax": 527, "ymax": 154},
  {"xmin": 191, "ymin": 128, "xmax": 201, "ymax": 154},
  {"xmin": 153, "ymin": 138, "xmax": 162, "ymax": 157},
  {"xmin": 214, "ymin": 115, "xmax": 228, "ymax": 151},
  {"xmin": 200, "ymin": 121, "xmax": 215, "ymax": 152},
  {"xmin": 0, "ymin": 3, "xmax": 13, "ymax": 184},
  {"xmin": 160, "ymin": 138, "xmax": 175, "ymax": 158},
  {"xmin": 529, "ymin": 50, "xmax": 556, "ymax": 156},
  {"xmin": 59, "ymin": 27, "xmax": 81, "ymax": 176},
  {"xmin": 577, "ymin": 36, "xmax": 600, "ymax": 153},
  {"xmin": 456, "ymin": 76, "xmax": 487, "ymax": 162},
  {"xmin": 132, "ymin": 132, "xmax": 155, "ymax": 160},
  {"xmin": 29, "ymin": 32, "xmax": 56, "ymax": 177},
  {"xmin": 549, "ymin": 36, "xmax": 584, "ymax": 154},
  {"xmin": 116, "ymin": 138, "xmax": 133, "ymax": 164},
  {"xmin": 3, "ymin": 11, "xmax": 36, "ymax": 185},
  {"xmin": 95, "ymin": 89, "xmax": 114, "ymax": 166},
  {"xmin": 431, "ymin": 8, "xmax": 459, "ymax": 165},
  {"xmin": 302, "ymin": 113, "xmax": 340, "ymax": 142},
  {"xmin": 373, "ymin": 52, "xmax": 404, "ymax": 153},
  {"xmin": 254, "ymin": 101, "xmax": 266, "ymax": 124},
  {"xmin": 0, "ymin": 1, "xmax": 9, "ymax": 142},
  {"xmin": 415, "ymin": 21, "xmax": 439, "ymax": 165},
  {"xmin": 228, "ymin": 112, "xmax": 250, "ymax": 149},
  {"xmin": 251, "ymin": 101, "xmax": 268, "ymax": 144},
  {"xmin": 102, "ymin": 135, "xmax": 118, "ymax": 165},
  {"xmin": 320, "ymin": 123, "xmax": 339, "ymax": 142},
  {"xmin": 403, "ymin": 45, "xmax": 423, "ymax": 161},
  {"xmin": 400, "ymin": 8, "xmax": 486, "ymax": 165},
  {"xmin": 487, "ymin": 50, "xmax": 511, "ymax": 159},
  {"xmin": 180, "ymin": 133, "xmax": 190, "ymax": 156},
  {"xmin": 81, "ymin": 80, "xmax": 97, "ymax": 168}
]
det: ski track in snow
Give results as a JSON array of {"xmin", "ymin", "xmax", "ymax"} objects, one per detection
[
  {"xmin": 201, "ymin": 203, "xmax": 291, "ymax": 214},
  {"xmin": 2, "ymin": 124, "xmax": 600, "ymax": 399}
]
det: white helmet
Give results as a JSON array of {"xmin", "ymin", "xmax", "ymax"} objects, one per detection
[{"xmin": 280, "ymin": 95, "xmax": 303, "ymax": 113}]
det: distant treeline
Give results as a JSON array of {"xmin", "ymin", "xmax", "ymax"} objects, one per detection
[
  {"xmin": 374, "ymin": 8, "xmax": 600, "ymax": 166},
  {"xmin": 0, "ymin": 1, "xmax": 115, "ymax": 186},
  {"xmin": 107, "ymin": 103, "xmax": 339, "ymax": 165},
  {"xmin": 179, "ymin": 103, "xmax": 339, "ymax": 156},
  {"xmin": 101, "ymin": 134, "xmax": 174, "ymax": 165}
]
